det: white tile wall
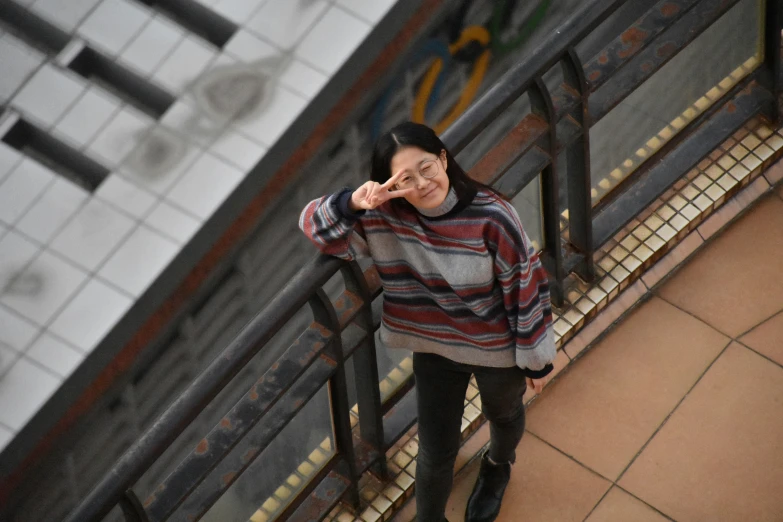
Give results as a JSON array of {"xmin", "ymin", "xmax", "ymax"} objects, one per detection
[
  {"xmin": 0, "ymin": 358, "xmax": 61, "ymax": 430},
  {"xmin": 224, "ymin": 28, "xmax": 278, "ymax": 63},
  {"xmin": 15, "ymin": 178, "xmax": 89, "ymax": 244},
  {"xmin": 30, "ymin": 0, "xmax": 103, "ymax": 32},
  {"xmin": 53, "ymin": 87, "xmax": 123, "ymax": 149},
  {"xmin": 159, "ymin": 99, "xmax": 222, "ymax": 147},
  {"xmin": 0, "ymin": 251, "xmax": 89, "ymax": 327},
  {"xmin": 94, "ymin": 174, "xmax": 157, "ymax": 219},
  {"xmin": 119, "ymin": 16, "xmax": 185, "ymax": 77},
  {"xmin": 120, "ymin": 132, "xmax": 202, "ymax": 194},
  {"xmin": 0, "ymin": 424, "xmax": 14, "ymax": 453},
  {"xmin": 49, "ymin": 279, "xmax": 132, "ymax": 351},
  {"xmin": 25, "ymin": 332, "xmax": 85, "ymax": 377},
  {"xmin": 0, "ymin": 142, "xmax": 23, "ymax": 183},
  {"xmin": 77, "ymin": 0, "xmax": 152, "ymax": 57},
  {"xmin": 145, "ymin": 200, "xmax": 201, "ymax": 244},
  {"xmin": 0, "ymin": 34, "xmax": 46, "ymax": 104},
  {"xmin": 49, "ymin": 198, "xmax": 136, "ymax": 271},
  {"xmin": 165, "ymin": 151, "xmax": 244, "ymax": 218},
  {"xmin": 0, "ymin": 0, "xmax": 395, "ymax": 443},
  {"xmin": 86, "ymin": 106, "xmax": 153, "ymax": 168},
  {"xmin": 98, "ymin": 225, "xmax": 179, "ymax": 296},
  {"xmin": 0, "ymin": 158, "xmax": 56, "ymax": 226},
  {"xmin": 11, "ymin": 64, "xmax": 87, "ymax": 128},
  {"xmin": 337, "ymin": 0, "xmax": 397, "ymax": 24},
  {"xmin": 296, "ymin": 6, "xmax": 372, "ymax": 75},
  {"xmin": 0, "ymin": 231, "xmax": 41, "ymax": 290},
  {"xmin": 246, "ymin": 0, "xmax": 330, "ymax": 49},
  {"xmin": 211, "ymin": 0, "xmax": 267, "ymax": 24},
  {"xmin": 234, "ymin": 83, "xmax": 308, "ymax": 145},
  {"xmin": 0, "ymin": 305, "xmax": 40, "ymax": 355},
  {"xmin": 0, "ymin": 343, "xmax": 19, "ymax": 377},
  {"xmin": 209, "ymin": 128, "xmax": 268, "ymax": 170},
  {"xmin": 151, "ymin": 36, "xmax": 217, "ymax": 94},
  {"xmin": 279, "ymin": 59, "xmax": 329, "ymax": 100}
]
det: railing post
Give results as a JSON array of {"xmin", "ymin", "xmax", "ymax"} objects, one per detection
[
  {"xmin": 562, "ymin": 47, "xmax": 596, "ymax": 283},
  {"xmin": 341, "ymin": 262, "xmax": 388, "ymax": 479},
  {"xmin": 118, "ymin": 490, "xmax": 149, "ymax": 522},
  {"xmin": 309, "ymin": 289, "xmax": 362, "ymax": 511},
  {"xmin": 763, "ymin": 0, "xmax": 783, "ymax": 122},
  {"xmin": 529, "ymin": 77, "xmax": 565, "ymax": 307}
]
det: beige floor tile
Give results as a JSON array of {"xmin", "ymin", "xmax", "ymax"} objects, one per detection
[
  {"xmin": 453, "ymin": 423, "xmax": 489, "ymax": 473},
  {"xmin": 445, "ymin": 435, "xmax": 610, "ymax": 522},
  {"xmin": 564, "ymin": 281, "xmax": 648, "ymax": 360},
  {"xmin": 584, "ymin": 487, "xmax": 670, "ymax": 522},
  {"xmin": 765, "ymin": 159, "xmax": 783, "ymax": 185},
  {"xmin": 523, "ymin": 349, "xmax": 570, "ymax": 404},
  {"xmin": 620, "ymin": 343, "xmax": 783, "ymax": 522},
  {"xmin": 525, "ymin": 297, "xmax": 728, "ymax": 480},
  {"xmin": 444, "ymin": 454, "xmax": 481, "ymax": 522},
  {"xmin": 658, "ymin": 196, "xmax": 783, "ymax": 337},
  {"xmin": 698, "ymin": 175, "xmax": 770, "ymax": 240},
  {"xmin": 640, "ymin": 232, "xmax": 702, "ymax": 289},
  {"xmin": 739, "ymin": 311, "xmax": 783, "ymax": 367}
]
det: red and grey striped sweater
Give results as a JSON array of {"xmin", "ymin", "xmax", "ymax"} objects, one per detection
[{"xmin": 299, "ymin": 186, "xmax": 555, "ymax": 377}]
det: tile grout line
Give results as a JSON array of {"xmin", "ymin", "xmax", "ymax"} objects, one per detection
[
  {"xmin": 613, "ymin": 340, "xmax": 734, "ymax": 485},
  {"xmin": 4, "ymin": 216, "xmax": 139, "ymax": 301},
  {"xmin": 654, "ymin": 294, "xmax": 734, "ymax": 339},
  {"xmin": 733, "ymin": 305, "xmax": 783, "ymax": 339},
  {"xmin": 612, "ymin": 484, "xmax": 679, "ymax": 522},
  {"xmin": 1, "ymin": 218, "xmax": 144, "ymax": 365},
  {"xmin": 735, "ymin": 340, "xmax": 783, "ymax": 373},
  {"xmin": 579, "ymin": 485, "xmax": 613, "ymax": 522},
  {"xmin": 523, "ymin": 430, "xmax": 612, "ymax": 484}
]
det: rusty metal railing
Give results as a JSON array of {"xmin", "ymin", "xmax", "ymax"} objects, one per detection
[{"xmin": 63, "ymin": 0, "xmax": 781, "ymax": 520}]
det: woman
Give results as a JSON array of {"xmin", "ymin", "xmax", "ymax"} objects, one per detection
[{"xmin": 299, "ymin": 122, "xmax": 555, "ymax": 522}]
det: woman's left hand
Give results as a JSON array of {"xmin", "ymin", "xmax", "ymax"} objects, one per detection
[{"xmin": 526, "ymin": 375, "xmax": 549, "ymax": 394}]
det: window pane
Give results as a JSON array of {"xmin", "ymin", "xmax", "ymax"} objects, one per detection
[
  {"xmin": 199, "ymin": 382, "xmax": 335, "ymax": 522},
  {"xmin": 511, "ymin": 174, "xmax": 544, "ymax": 252},
  {"xmin": 589, "ymin": 0, "xmax": 764, "ymax": 204}
]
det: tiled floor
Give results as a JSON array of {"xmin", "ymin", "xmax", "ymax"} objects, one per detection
[{"xmin": 440, "ymin": 191, "xmax": 783, "ymax": 522}]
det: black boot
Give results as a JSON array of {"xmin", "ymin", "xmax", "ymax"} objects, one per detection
[{"xmin": 464, "ymin": 452, "xmax": 512, "ymax": 522}]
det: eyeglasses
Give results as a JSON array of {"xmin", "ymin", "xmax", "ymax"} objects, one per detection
[{"xmin": 395, "ymin": 159, "xmax": 440, "ymax": 189}]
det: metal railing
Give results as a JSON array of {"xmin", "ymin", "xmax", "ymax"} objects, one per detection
[{"xmin": 63, "ymin": 0, "xmax": 782, "ymax": 520}]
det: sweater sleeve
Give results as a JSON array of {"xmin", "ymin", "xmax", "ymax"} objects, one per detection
[
  {"xmin": 298, "ymin": 188, "xmax": 371, "ymax": 261},
  {"xmin": 491, "ymin": 202, "xmax": 556, "ymax": 378}
]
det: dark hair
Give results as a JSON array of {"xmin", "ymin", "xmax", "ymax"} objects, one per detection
[{"xmin": 370, "ymin": 122, "xmax": 504, "ymax": 209}]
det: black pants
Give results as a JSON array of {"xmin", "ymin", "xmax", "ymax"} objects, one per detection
[{"xmin": 413, "ymin": 352, "xmax": 527, "ymax": 522}]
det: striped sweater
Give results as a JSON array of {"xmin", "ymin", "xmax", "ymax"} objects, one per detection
[{"xmin": 298, "ymin": 187, "xmax": 555, "ymax": 377}]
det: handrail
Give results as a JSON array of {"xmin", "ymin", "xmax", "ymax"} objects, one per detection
[
  {"xmin": 62, "ymin": 255, "xmax": 343, "ymax": 522},
  {"xmin": 440, "ymin": 0, "xmax": 626, "ymax": 153}
]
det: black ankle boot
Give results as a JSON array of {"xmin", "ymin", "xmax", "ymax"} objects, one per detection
[{"xmin": 465, "ymin": 452, "xmax": 512, "ymax": 522}]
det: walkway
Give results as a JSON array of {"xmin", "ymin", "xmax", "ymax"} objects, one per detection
[{"xmin": 428, "ymin": 187, "xmax": 783, "ymax": 521}]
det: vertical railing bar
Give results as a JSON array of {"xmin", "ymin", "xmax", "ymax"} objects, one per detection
[
  {"xmin": 340, "ymin": 262, "xmax": 389, "ymax": 479},
  {"xmin": 562, "ymin": 46, "xmax": 596, "ymax": 282},
  {"xmin": 309, "ymin": 289, "xmax": 362, "ymax": 510},
  {"xmin": 530, "ymin": 76, "xmax": 565, "ymax": 306},
  {"xmin": 763, "ymin": 0, "xmax": 783, "ymax": 123},
  {"xmin": 118, "ymin": 490, "xmax": 150, "ymax": 522}
]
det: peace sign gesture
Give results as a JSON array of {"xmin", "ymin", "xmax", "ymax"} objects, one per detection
[{"xmin": 349, "ymin": 170, "xmax": 416, "ymax": 211}]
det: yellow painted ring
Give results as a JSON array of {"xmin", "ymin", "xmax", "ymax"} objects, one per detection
[{"xmin": 413, "ymin": 25, "xmax": 491, "ymax": 134}]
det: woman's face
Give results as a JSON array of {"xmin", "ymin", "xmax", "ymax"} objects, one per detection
[{"xmin": 389, "ymin": 147, "xmax": 450, "ymax": 209}]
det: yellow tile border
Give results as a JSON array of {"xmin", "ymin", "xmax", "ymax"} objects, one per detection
[{"xmin": 248, "ymin": 110, "xmax": 783, "ymax": 522}]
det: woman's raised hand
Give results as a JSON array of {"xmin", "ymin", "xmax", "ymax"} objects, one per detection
[{"xmin": 350, "ymin": 170, "xmax": 416, "ymax": 211}]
